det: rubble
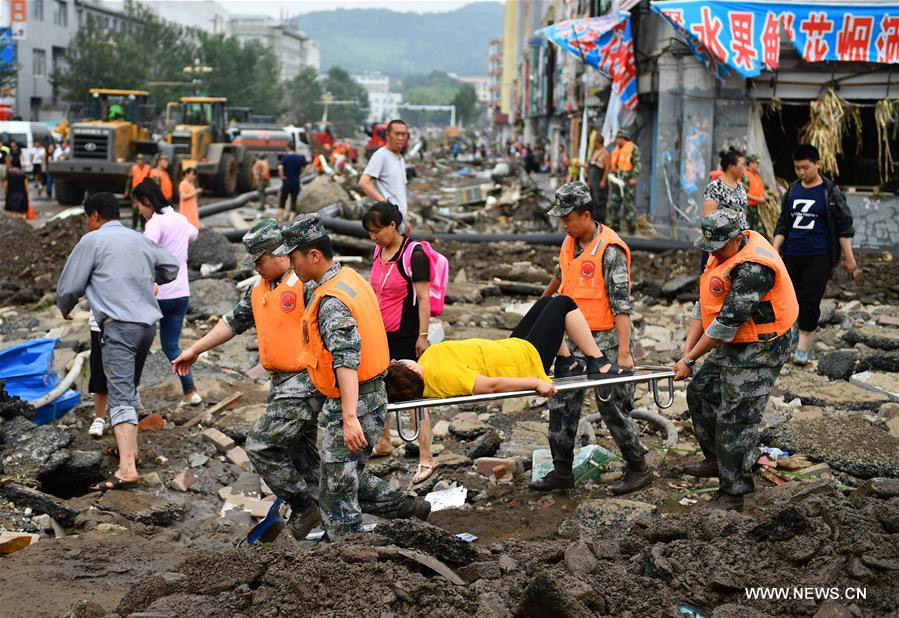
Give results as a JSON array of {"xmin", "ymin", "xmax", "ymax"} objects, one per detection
[{"xmin": 187, "ymin": 228, "xmax": 237, "ymax": 272}]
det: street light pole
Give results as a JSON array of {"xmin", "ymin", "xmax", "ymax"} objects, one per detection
[{"xmin": 183, "ymin": 59, "xmax": 213, "ymax": 96}]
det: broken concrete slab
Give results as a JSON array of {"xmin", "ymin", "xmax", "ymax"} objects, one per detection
[
  {"xmin": 93, "ymin": 491, "xmax": 183, "ymax": 526},
  {"xmin": 431, "ymin": 419, "xmax": 450, "ymax": 439},
  {"xmin": 762, "ymin": 413, "xmax": 899, "ymax": 479},
  {"xmin": 226, "ymin": 446, "xmax": 251, "ymax": 468},
  {"xmin": 448, "ymin": 419, "xmax": 489, "ymax": 440},
  {"xmin": 170, "ymin": 470, "xmax": 195, "ymax": 492},
  {"xmin": 201, "ymin": 428, "xmax": 235, "ymax": 453},
  {"xmin": 372, "ymin": 518, "xmax": 478, "ymax": 567},
  {"xmin": 781, "ymin": 370, "xmax": 889, "ymax": 411},
  {"xmin": 850, "ymin": 371, "xmax": 899, "ymax": 402},
  {"xmin": 558, "ymin": 497, "xmax": 659, "ymax": 538},
  {"xmin": 464, "ymin": 429, "xmax": 501, "ymax": 459},
  {"xmin": 844, "ymin": 326, "xmax": 899, "ymax": 351},
  {"xmin": 1, "ymin": 482, "xmax": 80, "ymax": 527}
]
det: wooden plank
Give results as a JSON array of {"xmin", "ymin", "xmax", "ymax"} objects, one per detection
[{"xmin": 183, "ymin": 392, "xmax": 243, "ymax": 429}]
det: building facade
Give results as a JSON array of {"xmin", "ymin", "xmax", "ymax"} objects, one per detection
[
  {"xmin": 497, "ymin": 0, "xmax": 898, "ymax": 249},
  {"xmin": 228, "ymin": 14, "xmax": 319, "ymax": 81},
  {"xmin": 487, "ymin": 37, "xmax": 502, "ymax": 123},
  {"xmin": 458, "ymin": 76, "xmax": 490, "ymax": 103},
  {"xmin": 352, "ymin": 71, "xmax": 402, "ymax": 124}
]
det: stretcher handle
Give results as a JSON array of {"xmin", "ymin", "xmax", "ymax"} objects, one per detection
[
  {"xmin": 396, "ymin": 407, "xmax": 423, "ymax": 443},
  {"xmin": 651, "ymin": 376, "xmax": 675, "ymax": 409},
  {"xmin": 594, "ymin": 385, "xmax": 612, "ymax": 403}
]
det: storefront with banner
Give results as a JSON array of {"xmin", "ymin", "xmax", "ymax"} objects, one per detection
[{"xmin": 643, "ymin": 0, "xmax": 899, "ymax": 248}]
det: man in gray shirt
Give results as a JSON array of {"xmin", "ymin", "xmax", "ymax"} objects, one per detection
[
  {"xmin": 57, "ymin": 192, "xmax": 178, "ymax": 490},
  {"xmin": 360, "ymin": 119, "xmax": 409, "ymax": 223}
]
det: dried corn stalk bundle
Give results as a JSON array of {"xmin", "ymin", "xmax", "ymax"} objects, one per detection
[
  {"xmin": 799, "ymin": 88, "xmax": 859, "ymax": 177},
  {"xmin": 759, "ymin": 192, "xmax": 780, "ymax": 239},
  {"xmin": 764, "ymin": 97, "xmax": 785, "ymax": 134},
  {"xmin": 875, "ymin": 99, "xmax": 895, "ymax": 185}
]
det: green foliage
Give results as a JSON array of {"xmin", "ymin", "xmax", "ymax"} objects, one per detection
[
  {"xmin": 53, "ymin": 0, "xmax": 283, "ymax": 117},
  {"xmin": 284, "ymin": 67, "xmax": 323, "ymax": 126},
  {"xmin": 298, "ymin": 2, "xmax": 503, "ymax": 76},
  {"xmin": 322, "ymin": 67, "xmax": 369, "ymax": 136},
  {"xmin": 453, "ymin": 83, "xmax": 479, "ymax": 124}
]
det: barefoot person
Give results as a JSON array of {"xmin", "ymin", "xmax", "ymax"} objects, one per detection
[
  {"xmin": 363, "ymin": 201, "xmax": 436, "ymax": 484},
  {"xmin": 277, "ymin": 214, "xmax": 430, "ymax": 541},
  {"xmin": 534, "ymin": 181, "xmax": 650, "ymax": 496},
  {"xmin": 56, "ymin": 192, "xmax": 178, "ymax": 490},
  {"xmin": 676, "ymin": 209, "xmax": 798, "ymax": 510}
]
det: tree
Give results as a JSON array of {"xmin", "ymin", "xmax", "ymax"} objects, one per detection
[
  {"xmin": 321, "ymin": 66, "xmax": 368, "ymax": 136},
  {"xmin": 284, "ymin": 67, "xmax": 323, "ymax": 126},
  {"xmin": 452, "ymin": 83, "xmax": 478, "ymax": 124}
]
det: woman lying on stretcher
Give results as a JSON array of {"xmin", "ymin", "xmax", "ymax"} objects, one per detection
[{"xmin": 385, "ymin": 295, "xmax": 632, "ymax": 402}]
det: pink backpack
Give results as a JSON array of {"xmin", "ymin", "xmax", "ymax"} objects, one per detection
[{"xmin": 401, "ymin": 240, "xmax": 449, "ymax": 317}]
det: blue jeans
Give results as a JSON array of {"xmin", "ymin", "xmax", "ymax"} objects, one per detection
[{"xmin": 157, "ymin": 296, "xmax": 195, "ymax": 395}]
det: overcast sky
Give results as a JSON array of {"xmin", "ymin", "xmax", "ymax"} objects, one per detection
[{"xmin": 215, "ymin": 0, "xmax": 484, "ymax": 17}]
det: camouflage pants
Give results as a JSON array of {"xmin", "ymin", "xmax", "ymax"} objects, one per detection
[
  {"xmin": 257, "ymin": 179, "xmax": 269, "ymax": 210},
  {"xmin": 686, "ymin": 358, "xmax": 783, "ymax": 496},
  {"xmin": 245, "ymin": 395, "xmax": 323, "ymax": 510},
  {"xmin": 319, "ymin": 405, "xmax": 409, "ymax": 541},
  {"xmin": 607, "ymin": 184, "xmax": 636, "ymax": 234},
  {"xmin": 548, "ymin": 343, "xmax": 647, "ymax": 472}
]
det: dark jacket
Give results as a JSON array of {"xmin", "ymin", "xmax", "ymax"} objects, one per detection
[{"xmin": 774, "ymin": 175, "xmax": 854, "ymax": 269}]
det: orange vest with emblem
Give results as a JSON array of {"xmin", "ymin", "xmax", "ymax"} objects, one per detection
[
  {"xmin": 745, "ymin": 169, "xmax": 765, "ymax": 206},
  {"xmin": 131, "ymin": 163, "xmax": 150, "ymax": 188},
  {"xmin": 700, "ymin": 231, "xmax": 798, "ymax": 343},
  {"xmin": 250, "ymin": 271, "xmax": 306, "ymax": 372},
  {"xmin": 610, "ymin": 141, "xmax": 634, "ymax": 173},
  {"xmin": 558, "ymin": 226, "xmax": 631, "ymax": 331},
  {"xmin": 301, "ymin": 266, "xmax": 390, "ymax": 398}
]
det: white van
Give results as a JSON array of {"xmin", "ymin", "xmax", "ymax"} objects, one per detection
[{"xmin": 0, "ymin": 121, "xmax": 56, "ymax": 173}]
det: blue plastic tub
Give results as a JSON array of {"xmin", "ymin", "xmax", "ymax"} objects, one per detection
[{"xmin": 0, "ymin": 338, "xmax": 81, "ymax": 425}]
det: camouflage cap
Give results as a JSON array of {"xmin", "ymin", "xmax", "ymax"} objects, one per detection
[
  {"xmin": 616, "ymin": 127, "xmax": 631, "ymax": 140},
  {"xmin": 272, "ymin": 214, "xmax": 327, "ymax": 256},
  {"xmin": 746, "ymin": 154, "xmax": 760, "ymax": 164},
  {"xmin": 240, "ymin": 218, "xmax": 282, "ymax": 267},
  {"xmin": 547, "ymin": 181, "xmax": 593, "ymax": 217},
  {"xmin": 694, "ymin": 208, "xmax": 745, "ymax": 252}
]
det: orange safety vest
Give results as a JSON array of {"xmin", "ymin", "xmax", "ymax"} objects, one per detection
[
  {"xmin": 131, "ymin": 163, "xmax": 150, "ymax": 188},
  {"xmin": 254, "ymin": 159, "xmax": 270, "ymax": 181},
  {"xmin": 149, "ymin": 169, "xmax": 173, "ymax": 200},
  {"xmin": 700, "ymin": 231, "xmax": 798, "ymax": 343},
  {"xmin": 610, "ymin": 141, "xmax": 634, "ymax": 173},
  {"xmin": 250, "ymin": 271, "xmax": 306, "ymax": 372},
  {"xmin": 558, "ymin": 225, "xmax": 631, "ymax": 331},
  {"xmin": 745, "ymin": 169, "xmax": 765, "ymax": 206},
  {"xmin": 301, "ymin": 266, "xmax": 390, "ymax": 398}
]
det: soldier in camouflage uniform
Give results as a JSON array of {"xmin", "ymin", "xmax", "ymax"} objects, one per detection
[
  {"xmin": 675, "ymin": 209, "xmax": 797, "ymax": 510},
  {"xmin": 607, "ymin": 127, "xmax": 641, "ymax": 235},
  {"xmin": 275, "ymin": 215, "xmax": 430, "ymax": 542},
  {"xmin": 173, "ymin": 220, "xmax": 423, "ymax": 541},
  {"xmin": 530, "ymin": 181, "xmax": 652, "ymax": 496}
]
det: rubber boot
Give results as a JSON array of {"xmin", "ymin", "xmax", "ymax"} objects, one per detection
[
  {"xmin": 287, "ymin": 502, "xmax": 321, "ymax": 541},
  {"xmin": 398, "ymin": 495, "xmax": 431, "ymax": 522},
  {"xmin": 554, "ymin": 355, "xmax": 584, "ymax": 379},
  {"xmin": 528, "ymin": 468, "xmax": 574, "ymax": 492},
  {"xmin": 682, "ymin": 458, "xmax": 720, "ymax": 478},
  {"xmin": 610, "ymin": 459, "xmax": 653, "ymax": 495}
]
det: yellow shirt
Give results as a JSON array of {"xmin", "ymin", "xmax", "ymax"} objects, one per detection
[{"xmin": 420, "ymin": 338, "xmax": 550, "ymax": 399}]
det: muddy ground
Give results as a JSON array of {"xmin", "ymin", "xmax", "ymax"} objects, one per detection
[{"xmin": 1, "ymin": 165, "xmax": 898, "ymax": 617}]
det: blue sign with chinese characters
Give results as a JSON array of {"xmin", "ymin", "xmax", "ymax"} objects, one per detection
[{"xmin": 651, "ymin": 0, "xmax": 899, "ymax": 79}]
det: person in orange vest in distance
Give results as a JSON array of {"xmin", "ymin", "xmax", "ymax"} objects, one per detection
[
  {"xmin": 178, "ymin": 167, "xmax": 201, "ymax": 229},
  {"xmin": 532, "ymin": 181, "xmax": 652, "ymax": 496},
  {"xmin": 128, "ymin": 153, "xmax": 151, "ymax": 230},
  {"xmin": 171, "ymin": 219, "xmax": 426, "ymax": 541},
  {"xmin": 607, "ymin": 127, "xmax": 641, "ymax": 235},
  {"xmin": 275, "ymin": 214, "xmax": 430, "ymax": 542},
  {"xmin": 675, "ymin": 209, "xmax": 798, "ymax": 511},
  {"xmin": 149, "ymin": 154, "xmax": 173, "ymax": 201},
  {"xmin": 743, "ymin": 154, "xmax": 767, "ymax": 236},
  {"xmin": 252, "ymin": 155, "xmax": 270, "ymax": 211}
]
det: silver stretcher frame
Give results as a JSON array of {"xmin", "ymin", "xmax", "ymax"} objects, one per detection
[{"xmin": 387, "ymin": 365, "xmax": 676, "ymax": 443}]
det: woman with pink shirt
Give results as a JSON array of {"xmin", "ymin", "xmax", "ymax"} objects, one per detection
[
  {"xmin": 133, "ymin": 178, "xmax": 202, "ymax": 407},
  {"xmin": 364, "ymin": 201, "xmax": 436, "ymax": 483}
]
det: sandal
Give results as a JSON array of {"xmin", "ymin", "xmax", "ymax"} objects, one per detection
[
  {"xmin": 90, "ymin": 475, "xmax": 139, "ymax": 492},
  {"xmin": 586, "ymin": 354, "xmax": 633, "ymax": 379},
  {"xmin": 412, "ymin": 464, "xmax": 438, "ymax": 485}
]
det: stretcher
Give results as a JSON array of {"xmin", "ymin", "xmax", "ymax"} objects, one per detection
[{"xmin": 387, "ymin": 365, "xmax": 676, "ymax": 443}]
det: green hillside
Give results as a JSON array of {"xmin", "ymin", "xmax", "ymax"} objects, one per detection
[{"xmin": 298, "ymin": 2, "xmax": 503, "ymax": 78}]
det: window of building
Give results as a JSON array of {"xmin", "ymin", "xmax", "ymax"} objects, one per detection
[
  {"xmin": 33, "ymin": 49, "xmax": 47, "ymax": 77},
  {"xmin": 33, "ymin": 0, "xmax": 45, "ymax": 21},
  {"xmin": 53, "ymin": 0, "xmax": 67, "ymax": 27}
]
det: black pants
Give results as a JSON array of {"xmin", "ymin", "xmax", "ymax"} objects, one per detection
[
  {"xmin": 783, "ymin": 253, "xmax": 832, "ymax": 332},
  {"xmin": 587, "ymin": 164, "xmax": 607, "ymax": 223},
  {"xmin": 387, "ymin": 331, "xmax": 417, "ymax": 361},
  {"xmin": 279, "ymin": 184, "xmax": 300, "ymax": 212},
  {"xmin": 510, "ymin": 295, "xmax": 579, "ymax": 372}
]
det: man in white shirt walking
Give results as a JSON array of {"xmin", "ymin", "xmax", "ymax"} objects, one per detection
[{"xmin": 359, "ymin": 119, "xmax": 409, "ymax": 224}]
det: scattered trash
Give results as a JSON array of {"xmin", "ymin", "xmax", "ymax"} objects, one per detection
[
  {"xmin": 424, "ymin": 483, "xmax": 468, "ymax": 512},
  {"xmin": 200, "ymin": 262, "xmax": 225, "ymax": 276},
  {"xmin": 455, "ymin": 532, "xmax": 478, "ymax": 543},
  {"xmin": 678, "ymin": 497, "xmax": 697, "ymax": 506},
  {"xmin": 531, "ymin": 445, "xmax": 616, "ymax": 484}
]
